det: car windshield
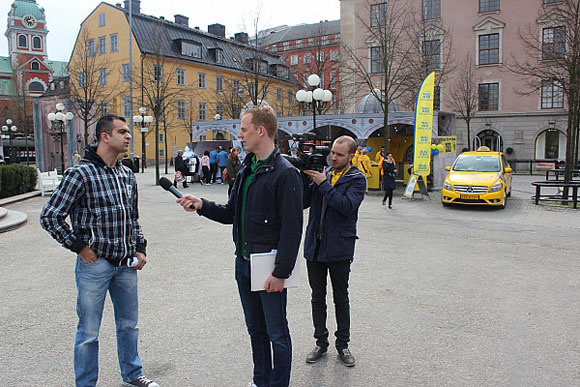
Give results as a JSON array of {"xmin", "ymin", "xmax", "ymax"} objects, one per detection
[{"xmin": 453, "ymin": 155, "xmax": 501, "ymax": 172}]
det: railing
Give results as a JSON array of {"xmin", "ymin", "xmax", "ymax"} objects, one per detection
[{"xmin": 508, "ymin": 159, "xmax": 572, "ymax": 175}]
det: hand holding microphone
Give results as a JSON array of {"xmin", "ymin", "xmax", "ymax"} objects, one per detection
[{"xmin": 159, "ymin": 177, "xmax": 202, "ymax": 212}]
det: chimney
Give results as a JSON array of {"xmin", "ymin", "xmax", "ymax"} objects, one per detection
[
  {"xmin": 174, "ymin": 14, "xmax": 189, "ymax": 27},
  {"xmin": 160, "ymin": 16, "xmax": 165, "ymax": 21},
  {"xmin": 116, "ymin": 3, "xmax": 122, "ymax": 7},
  {"xmin": 123, "ymin": 0, "xmax": 140, "ymax": 14},
  {"xmin": 208, "ymin": 23, "xmax": 226, "ymax": 37},
  {"xmin": 234, "ymin": 32, "xmax": 249, "ymax": 44}
]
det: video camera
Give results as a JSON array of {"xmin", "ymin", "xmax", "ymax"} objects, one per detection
[{"xmin": 282, "ymin": 133, "xmax": 330, "ymax": 172}]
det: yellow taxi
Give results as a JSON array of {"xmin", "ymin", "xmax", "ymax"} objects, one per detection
[{"xmin": 441, "ymin": 146, "xmax": 513, "ymax": 209}]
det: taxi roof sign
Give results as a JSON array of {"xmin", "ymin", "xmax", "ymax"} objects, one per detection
[{"xmin": 477, "ymin": 146, "xmax": 491, "ymax": 152}]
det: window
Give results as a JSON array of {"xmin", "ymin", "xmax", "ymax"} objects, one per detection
[
  {"xmin": 308, "ymin": 38, "xmax": 315, "ymax": 45},
  {"xmin": 216, "ymin": 76, "xmax": 224, "ymax": 92},
  {"xmin": 182, "ymin": 41, "xmax": 202, "ymax": 58},
  {"xmin": 479, "ymin": 83, "xmax": 499, "ymax": 111},
  {"xmin": 31, "ymin": 62, "xmax": 39, "ymax": 70},
  {"xmin": 198, "ymin": 73, "xmax": 206, "ymax": 88},
  {"xmin": 296, "ymin": 39, "xmax": 302, "ymax": 47},
  {"xmin": 176, "ymin": 69, "xmax": 185, "ymax": 85},
  {"xmin": 434, "ymin": 86, "xmax": 441, "ymax": 110},
  {"xmin": 87, "ymin": 39, "xmax": 95, "ymax": 56},
  {"xmin": 288, "ymin": 90, "xmax": 293, "ymax": 103},
  {"xmin": 198, "ymin": 102, "xmax": 206, "ymax": 120},
  {"xmin": 290, "ymin": 55, "xmax": 298, "ymax": 66},
  {"xmin": 283, "ymin": 42, "xmax": 290, "ymax": 50},
  {"xmin": 177, "ymin": 100, "xmax": 186, "ymax": 120},
  {"xmin": 234, "ymin": 79, "xmax": 242, "ymax": 95},
  {"xmin": 322, "ymin": 36, "xmax": 328, "ymax": 45},
  {"xmin": 423, "ymin": 39, "xmax": 441, "ymax": 69},
  {"xmin": 423, "ymin": 0, "xmax": 440, "ymax": 20},
  {"xmin": 304, "ymin": 54, "xmax": 311, "ymax": 64},
  {"xmin": 158, "ymin": 149, "xmax": 165, "ymax": 158},
  {"xmin": 262, "ymin": 85, "xmax": 269, "ymax": 99},
  {"xmin": 316, "ymin": 52, "xmax": 325, "ymax": 62},
  {"xmin": 542, "ymin": 27, "xmax": 566, "ymax": 60},
  {"xmin": 110, "ymin": 34, "xmax": 118, "ymax": 52},
  {"xmin": 158, "ymin": 133, "xmax": 164, "ymax": 142},
  {"xmin": 216, "ymin": 104, "xmax": 224, "ymax": 117},
  {"xmin": 98, "ymin": 13, "xmax": 106, "ymax": 27},
  {"xmin": 153, "ymin": 64, "xmax": 163, "ymax": 82},
  {"xmin": 215, "ymin": 49, "xmax": 223, "ymax": 64},
  {"xmin": 330, "ymin": 50, "xmax": 339, "ymax": 61},
  {"xmin": 330, "ymin": 72, "xmax": 337, "ymax": 90},
  {"xmin": 99, "ymin": 101, "xmax": 108, "ymax": 116},
  {"xmin": 33, "ymin": 36, "xmax": 41, "ymax": 49},
  {"xmin": 98, "ymin": 36, "xmax": 106, "ymax": 55},
  {"xmin": 123, "ymin": 97, "xmax": 132, "ymax": 117},
  {"xmin": 478, "ymin": 34, "xmax": 499, "ymax": 65},
  {"xmin": 371, "ymin": 46, "xmax": 383, "ymax": 73},
  {"xmin": 122, "ymin": 64, "xmax": 131, "ymax": 82},
  {"xmin": 98, "ymin": 68, "xmax": 107, "ymax": 85},
  {"xmin": 544, "ymin": 129, "xmax": 560, "ymax": 158},
  {"xmin": 371, "ymin": 3, "xmax": 387, "ymax": 27},
  {"xmin": 480, "ymin": 0, "xmax": 500, "ymax": 12},
  {"xmin": 541, "ymin": 80, "xmax": 564, "ymax": 109},
  {"xmin": 18, "ymin": 34, "xmax": 27, "ymax": 48},
  {"xmin": 77, "ymin": 72, "xmax": 85, "ymax": 88},
  {"xmin": 277, "ymin": 87, "xmax": 283, "ymax": 101}
]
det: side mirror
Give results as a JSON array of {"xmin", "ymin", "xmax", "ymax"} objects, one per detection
[
  {"xmin": 505, "ymin": 167, "xmax": 512, "ymax": 173},
  {"xmin": 445, "ymin": 166, "xmax": 451, "ymax": 171}
]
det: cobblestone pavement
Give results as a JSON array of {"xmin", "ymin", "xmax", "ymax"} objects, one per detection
[{"xmin": 0, "ymin": 169, "xmax": 578, "ymax": 386}]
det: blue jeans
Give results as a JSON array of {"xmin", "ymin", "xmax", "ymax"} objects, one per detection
[
  {"xmin": 74, "ymin": 257, "xmax": 143, "ymax": 386},
  {"xmin": 235, "ymin": 258, "xmax": 292, "ymax": 387}
]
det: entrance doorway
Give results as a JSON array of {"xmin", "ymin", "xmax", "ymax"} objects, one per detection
[{"xmin": 475, "ymin": 129, "xmax": 503, "ymax": 151}]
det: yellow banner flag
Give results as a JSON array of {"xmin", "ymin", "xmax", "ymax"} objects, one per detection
[{"xmin": 413, "ymin": 72, "xmax": 435, "ymax": 177}]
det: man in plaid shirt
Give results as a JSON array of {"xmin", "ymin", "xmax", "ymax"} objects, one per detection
[{"xmin": 40, "ymin": 115, "xmax": 158, "ymax": 387}]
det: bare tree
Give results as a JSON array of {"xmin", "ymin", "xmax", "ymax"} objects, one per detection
[
  {"xmin": 507, "ymin": 0, "xmax": 580, "ymax": 185},
  {"xmin": 341, "ymin": 0, "xmax": 416, "ymax": 151},
  {"xmin": 449, "ymin": 55, "xmax": 479, "ymax": 151},
  {"xmin": 68, "ymin": 27, "xmax": 120, "ymax": 146},
  {"xmin": 205, "ymin": 77, "xmax": 246, "ymax": 120}
]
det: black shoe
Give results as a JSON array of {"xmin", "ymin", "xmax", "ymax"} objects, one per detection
[
  {"xmin": 382, "ymin": 201, "xmax": 386, "ymax": 205},
  {"xmin": 388, "ymin": 205, "xmax": 392, "ymax": 209},
  {"xmin": 338, "ymin": 348, "xmax": 356, "ymax": 367},
  {"xmin": 306, "ymin": 346, "xmax": 327, "ymax": 363},
  {"xmin": 124, "ymin": 376, "xmax": 159, "ymax": 387}
]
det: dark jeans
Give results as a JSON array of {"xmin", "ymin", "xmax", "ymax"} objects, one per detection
[
  {"xmin": 219, "ymin": 166, "xmax": 226, "ymax": 183},
  {"xmin": 235, "ymin": 258, "xmax": 292, "ymax": 387},
  {"xmin": 202, "ymin": 166, "xmax": 210, "ymax": 184},
  {"xmin": 228, "ymin": 184, "xmax": 234, "ymax": 197},
  {"xmin": 210, "ymin": 163, "xmax": 218, "ymax": 183},
  {"xmin": 306, "ymin": 259, "xmax": 351, "ymax": 350},
  {"xmin": 383, "ymin": 188, "xmax": 394, "ymax": 206}
]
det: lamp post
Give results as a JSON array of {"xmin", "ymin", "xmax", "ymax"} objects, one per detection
[
  {"xmin": 296, "ymin": 74, "xmax": 332, "ymax": 133},
  {"xmin": 133, "ymin": 107, "xmax": 154, "ymax": 173},
  {"xmin": 1, "ymin": 119, "xmax": 18, "ymax": 164},
  {"xmin": 48, "ymin": 103, "xmax": 73, "ymax": 173}
]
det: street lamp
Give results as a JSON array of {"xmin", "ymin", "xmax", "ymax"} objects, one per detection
[
  {"xmin": 47, "ymin": 103, "xmax": 73, "ymax": 173},
  {"xmin": 296, "ymin": 74, "xmax": 332, "ymax": 133},
  {"xmin": 1, "ymin": 119, "xmax": 18, "ymax": 164},
  {"xmin": 133, "ymin": 107, "xmax": 153, "ymax": 173}
]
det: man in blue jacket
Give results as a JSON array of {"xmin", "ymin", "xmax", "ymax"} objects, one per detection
[
  {"xmin": 177, "ymin": 106, "xmax": 303, "ymax": 387},
  {"xmin": 217, "ymin": 145, "xmax": 228, "ymax": 184},
  {"xmin": 302, "ymin": 135, "xmax": 366, "ymax": 367},
  {"xmin": 209, "ymin": 146, "xmax": 219, "ymax": 184}
]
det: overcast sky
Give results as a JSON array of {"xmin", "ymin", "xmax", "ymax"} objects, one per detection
[{"xmin": 0, "ymin": 0, "xmax": 340, "ymax": 62}]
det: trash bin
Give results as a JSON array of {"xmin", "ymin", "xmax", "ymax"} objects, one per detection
[{"xmin": 133, "ymin": 157, "xmax": 140, "ymax": 172}]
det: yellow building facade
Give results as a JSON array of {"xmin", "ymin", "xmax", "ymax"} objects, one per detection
[{"xmin": 70, "ymin": 2, "xmax": 298, "ymax": 162}]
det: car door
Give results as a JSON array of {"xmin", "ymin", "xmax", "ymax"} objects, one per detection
[{"xmin": 501, "ymin": 155, "xmax": 512, "ymax": 192}]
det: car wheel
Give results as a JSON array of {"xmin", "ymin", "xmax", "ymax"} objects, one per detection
[
  {"xmin": 499, "ymin": 191, "xmax": 507, "ymax": 209},
  {"xmin": 507, "ymin": 187, "xmax": 511, "ymax": 197},
  {"xmin": 442, "ymin": 201, "xmax": 450, "ymax": 207}
]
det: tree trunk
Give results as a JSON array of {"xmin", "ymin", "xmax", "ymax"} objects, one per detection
[{"xmin": 155, "ymin": 119, "xmax": 159, "ymax": 185}]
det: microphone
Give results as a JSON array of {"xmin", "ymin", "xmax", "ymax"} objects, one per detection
[{"xmin": 159, "ymin": 177, "xmax": 195, "ymax": 209}]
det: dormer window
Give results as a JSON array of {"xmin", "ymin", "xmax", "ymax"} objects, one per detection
[
  {"xmin": 31, "ymin": 62, "xmax": 40, "ymax": 70},
  {"xmin": 18, "ymin": 34, "xmax": 27, "ymax": 48},
  {"xmin": 209, "ymin": 47, "xmax": 224, "ymax": 64},
  {"xmin": 33, "ymin": 36, "xmax": 42, "ymax": 49},
  {"xmin": 182, "ymin": 41, "xmax": 202, "ymax": 58}
]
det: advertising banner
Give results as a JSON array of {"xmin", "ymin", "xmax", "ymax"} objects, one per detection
[{"xmin": 413, "ymin": 72, "xmax": 435, "ymax": 177}]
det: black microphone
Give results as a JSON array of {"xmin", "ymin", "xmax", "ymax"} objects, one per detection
[{"xmin": 159, "ymin": 177, "xmax": 195, "ymax": 209}]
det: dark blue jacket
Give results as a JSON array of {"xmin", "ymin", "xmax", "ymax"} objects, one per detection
[
  {"xmin": 198, "ymin": 148, "xmax": 303, "ymax": 279},
  {"xmin": 303, "ymin": 166, "xmax": 366, "ymax": 262}
]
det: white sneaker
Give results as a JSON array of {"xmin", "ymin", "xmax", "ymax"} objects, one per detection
[{"xmin": 247, "ymin": 382, "xmax": 257, "ymax": 387}]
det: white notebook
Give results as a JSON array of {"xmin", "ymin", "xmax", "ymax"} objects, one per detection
[{"xmin": 250, "ymin": 249, "xmax": 300, "ymax": 292}]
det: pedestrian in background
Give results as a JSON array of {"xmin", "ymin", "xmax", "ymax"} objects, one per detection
[
  {"xmin": 174, "ymin": 150, "xmax": 188, "ymax": 188},
  {"xmin": 209, "ymin": 146, "xmax": 219, "ymax": 184},
  {"xmin": 40, "ymin": 115, "xmax": 158, "ymax": 387},
  {"xmin": 359, "ymin": 149, "xmax": 372, "ymax": 193},
  {"xmin": 226, "ymin": 147, "xmax": 241, "ymax": 197},
  {"xmin": 217, "ymin": 145, "xmax": 228, "ymax": 184},
  {"xmin": 201, "ymin": 151, "xmax": 211, "ymax": 185},
  {"xmin": 382, "ymin": 152, "xmax": 397, "ymax": 209},
  {"xmin": 302, "ymin": 135, "xmax": 366, "ymax": 368}
]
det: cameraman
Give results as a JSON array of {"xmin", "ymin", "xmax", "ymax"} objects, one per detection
[{"xmin": 302, "ymin": 135, "xmax": 366, "ymax": 367}]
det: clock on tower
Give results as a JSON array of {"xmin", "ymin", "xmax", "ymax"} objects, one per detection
[{"xmin": 23, "ymin": 14, "xmax": 37, "ymax": 28}]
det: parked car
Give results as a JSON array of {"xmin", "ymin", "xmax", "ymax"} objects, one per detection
[{"xmin": 441, "ymin": 146, "xmax": 513, "ymax": 209}]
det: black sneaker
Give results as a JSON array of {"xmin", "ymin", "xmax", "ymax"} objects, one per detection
[
  {"xmin": 124, "ymin": 376, "xmax": 160, "ymax": 387},
  {"xmin": 306, "ymin": 346, "xmax": 328, "ymax": 363},
  {"xmin": 338, "ymin": 348, "xmax": 356, "ymax": 367}
]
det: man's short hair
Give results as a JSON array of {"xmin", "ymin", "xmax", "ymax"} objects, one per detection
[
  {"xmin": 334, "ymin": 135, "xmax": 358, "ymax": 155},
  {"xmin": 96, "ymin": 115, "xmax": 126, "ymax": 143},
  {"xmin": 243, "ymin": 105, "xmax": 277, "ymax": 139}
]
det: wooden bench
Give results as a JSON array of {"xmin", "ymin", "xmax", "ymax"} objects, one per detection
[
  {"xmin": 531, "ymin": 181, "xmax": 580, "ymax": 209},
  {"xmin": 37, "ymin": 168, "xmax": 62, "ymax": 197}
]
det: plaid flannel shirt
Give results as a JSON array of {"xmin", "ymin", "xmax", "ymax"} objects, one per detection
[{"xmin": 40, "ymin": 146, "xmax": 147, "ymax": 265}]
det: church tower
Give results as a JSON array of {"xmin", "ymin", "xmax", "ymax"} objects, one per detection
[{"xmin": 5, "ymin": 0, "xmax": 50, "ymax": 97}]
